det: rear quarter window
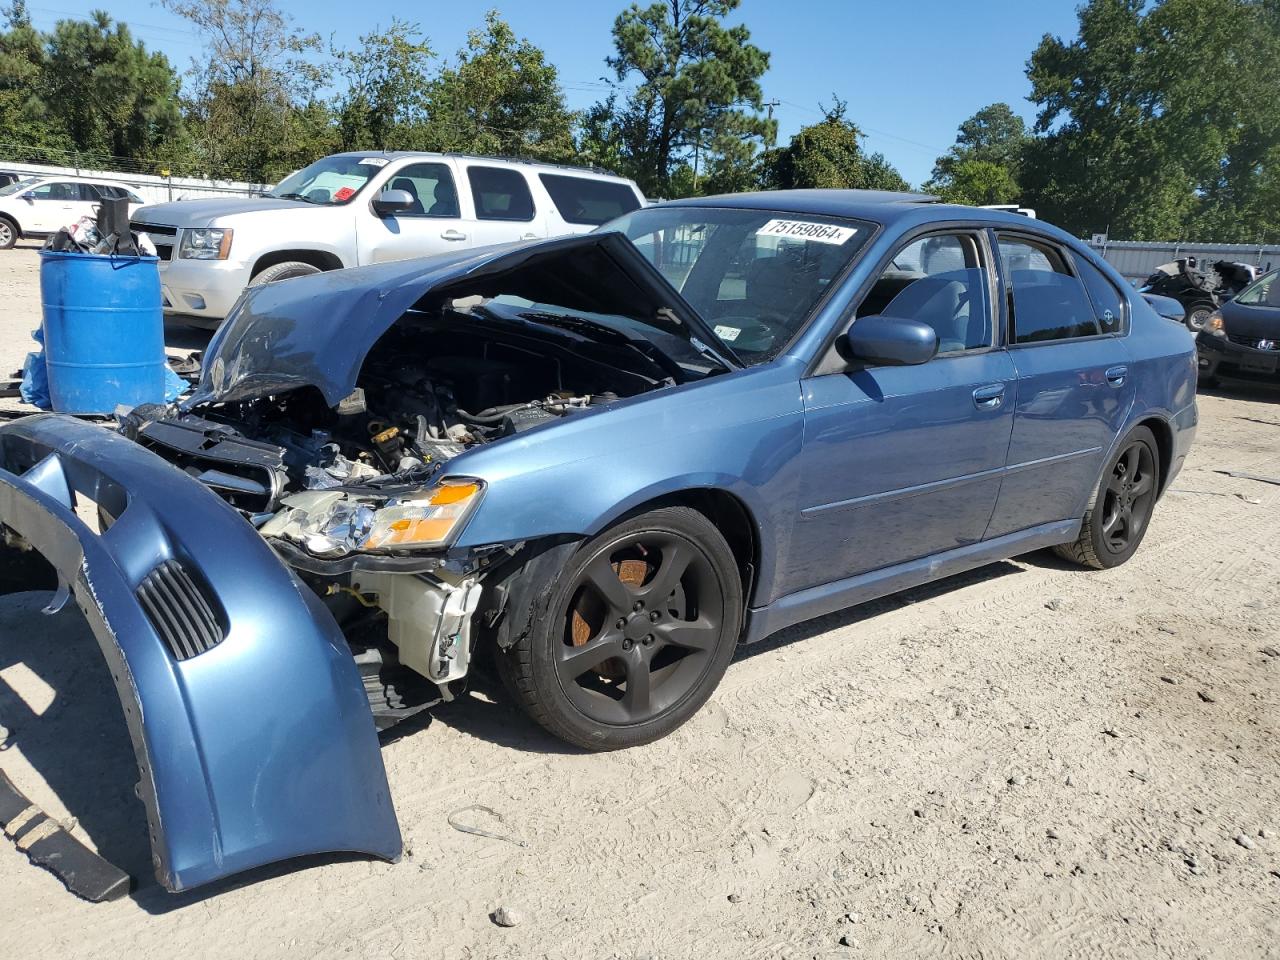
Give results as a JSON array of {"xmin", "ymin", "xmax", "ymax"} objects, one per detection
[
  {"xmin": 1072, "ymin": 253, "xmax": 1128, "ymax": 335},
  {"xmin": 539, "ymin": 173, "xmax": 641, "ymax": 225}
]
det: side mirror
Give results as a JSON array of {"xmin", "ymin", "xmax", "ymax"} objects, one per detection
[
  {"xmin": 21, "ymin": 193, "xmax": 34, "ymax": 203},
  {"xmin": 373, "ymin": 189, "xmax": 414, "ymax": 216},
  {"xmin": 840, "ymin": 315, "xmax": 939, "ymax": 367}
]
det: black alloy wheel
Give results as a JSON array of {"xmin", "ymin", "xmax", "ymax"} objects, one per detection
[
  {"xmin": 1099, "ymin": 439, "xmax": 1157, "ymax": 555},
  {"xmin": 1055, "ymin": 425, "xmax": 1161, "ymax": 570},
  {"xmin": 499, "ymin": 506, "xmax": 742, "ymax": 750}
]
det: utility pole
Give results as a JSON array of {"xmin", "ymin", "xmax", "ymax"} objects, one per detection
[{"xmin": 763, "ymin": 99, "xmax": 781, "ymax": 148}]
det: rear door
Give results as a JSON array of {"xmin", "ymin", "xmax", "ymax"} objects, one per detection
[
  {"xmin": 985, "ymin": 233, "xmax": 1135, "ymax": 538},
  {"xmin": 357, "ymin": 159, "xmax": 467, "ymax": 264},
  {"xmin": 459, "ymin": 164, "xmax": 546, "ymax": 248},
  {"xmin": 787, "ymin": 228, "xmax": 1016, "ymax": 596}
]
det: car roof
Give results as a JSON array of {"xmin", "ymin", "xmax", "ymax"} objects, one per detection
[
  {"xmin": 326, "ymin": 151, "xmax": 637, "ymax": 183},
  {"xmin": 657, "ymin": 188, "xmax": 1080, "ymax": 240}
]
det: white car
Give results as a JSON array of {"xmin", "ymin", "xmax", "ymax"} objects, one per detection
[
  {"xmin": 0, "ymin": 175, "xmax": 145, "ymax": 249},
  {"xmin": 129, "ymin": 152, "xmax": 647, "ymax": 326}
]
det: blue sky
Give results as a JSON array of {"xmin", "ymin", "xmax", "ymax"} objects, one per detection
[{"xmin": 22, "ymin": 0, "xmax": 1084, "ymax": 186}]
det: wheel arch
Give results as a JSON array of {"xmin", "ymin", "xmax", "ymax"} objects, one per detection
[
  {"xmin": 0, "ymin": 211, "xmax": 21, "ymax": 234},
  {"xmin": 582, "ymin": 482, "xmax": 765, "ymax": 607},
  {"xmin": 1134, "ymin": 413, "xmax": 1175, "ymax": 496},
  {"xmin": 251, "ymin": 248, "xmax": 345, "ymax": 277}
]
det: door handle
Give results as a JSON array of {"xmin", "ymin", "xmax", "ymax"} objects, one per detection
[
  {"xmin": 440, "ymin": 229, "xmax": 468, "ymax": 241},
  {"xmin": 1105, "ymin": 365, "xmax": 1128, "ymax": 387},
  {"xmin": 972, "ymin": 384, "xmax": 1005, "ymax": 409}
]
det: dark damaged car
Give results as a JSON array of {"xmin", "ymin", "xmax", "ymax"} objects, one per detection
[{"xmin": 0, "ymin": 191, "xmax": 1197, "ymax": 895}]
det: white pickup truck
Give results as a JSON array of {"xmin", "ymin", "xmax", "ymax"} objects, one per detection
[{"xmin": 130, "ymin": 151, "xmax": 646, "ymax": 326}]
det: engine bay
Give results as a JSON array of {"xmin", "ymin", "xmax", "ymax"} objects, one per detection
[{"xmin": 124, "ymin": 301, "xmax": 674, "ymax": 519}]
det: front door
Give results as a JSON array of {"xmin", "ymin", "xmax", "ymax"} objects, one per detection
[
  {"xmin": 357, "ymin": 160, "xmax": 468, "ymax": 264},
  {"xmin": 785, "ymin": 230, "xmax": 1016, "ymax": 597},
  {"xmin": 985, "ymin": 234, "xmax": 1137, "ymax": 538},
  {"xmin": 24, "ymin": 181, "xmax": 85, "ymax": 233}
]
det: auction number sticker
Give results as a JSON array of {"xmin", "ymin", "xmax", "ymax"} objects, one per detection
[
  {"xmin": 713, "ymin": 324, "xmax": 742, "ymax": 342},
  {"xmin": 756, "ymin": 218, "xmax": 857, "ymax": 245},
  {"xmin": 359, "ymin": 157, "xmax": 390, "ymax": 167}
]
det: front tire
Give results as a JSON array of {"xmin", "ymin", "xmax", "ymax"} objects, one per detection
[
  {"xmin": 498, "ymin": 506, "xmax": 743, "ymax": 750},
  {"xmin": 1184, "ymin": 302, "xmax": 1216, "ymax": 332},
  {"xmin": 0, "ymin": 216, "xmax": 17, "ymax": 250},
  {"xmin": 1055, "ymin": 426, "xmax": 1160, "ymax": 570},
  {"xmin": 249, "ymin": 260, "xmax": 321, "ymax": 286}
]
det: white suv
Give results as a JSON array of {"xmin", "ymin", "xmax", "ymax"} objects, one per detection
[
  {"xmin": 129, "ymin": 152, "xmax": 647, "ymax": 326},
  {"xmin": 0, "ymin": 175, "xmax": 145, "ymax": 249}
]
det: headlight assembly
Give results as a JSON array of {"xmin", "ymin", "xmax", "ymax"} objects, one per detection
[
  {"xmin": 179, "ymin": 227, "xmax": 233, "ymax": 260},
  {"xmin": 361, "ymin": 480, "xmax": 484, "ymax": 552},
  {"xmin": 1204, "ymin": 311, "xmax": 1226, "ymax": 337},
  {"xmin": 260, "ymin": 479, "xmax": 485, "ymax": 557}
]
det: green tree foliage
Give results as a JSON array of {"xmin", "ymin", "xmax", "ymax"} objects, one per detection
[
  {"xmin": 926, "ymin": 102, "xmax": 1027, "ymax": 204},
  {"xmin": 1022, "ymin": 0, "xmax": 1280, "ymax": 241},
  {"xmin": 0, "ymin": 3, "xmax": 183, "ymax": 166},
  {"xmin": 601, "ymin": 0, "xmax": 774, "ymax": 196},
  {"xmin": 162, "ymin": 0, "xmax": 333, "ymax": 182},
  {"xmin": 333, "ymin": 20, "xmax": 434, "ymax": 152},
  {"xmin": 422, "ymin": 11, "xmax": 576, "ymax": 160},
  {"xmin": 759, "ymin": 99, "xmax": 911, "ymax": 192}
]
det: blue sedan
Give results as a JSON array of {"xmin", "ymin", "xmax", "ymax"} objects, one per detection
[{"xmin": 0, "ymin": 190, "xmax": 1197, "ymax": 894}]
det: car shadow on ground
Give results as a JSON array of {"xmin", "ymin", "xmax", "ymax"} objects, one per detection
[
  {"xmin": 734, "ymin": 558, "xmax": 1027, "ymax": 660},
  {"xmin": 1198, "ymin": 380, "xmax": 1280, "ymax": 405},
  {"xmin": 0, "ymin": 592, "xmax": 156, "ymax": 896},
  {"xmin": 163, "ymin": 320, "xmax": 213, "ymax": 353}
]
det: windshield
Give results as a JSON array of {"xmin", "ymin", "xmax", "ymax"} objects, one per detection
[
  {"xmin": 0, "ymin": 177, "xmax": 39, "ymax": 198},
  {"xmin": 267, "ymin": 155, "xmax": 388, "ymax": 205},
  {"xmin": 605, "ymin": 205, "xmax": 873, "ymax": 364},
  {"xmin": 1234, "ymin": 269, "xmax": 1280, "ymax": 307}
]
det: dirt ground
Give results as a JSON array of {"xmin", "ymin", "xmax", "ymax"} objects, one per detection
[{"xmin": 0, "ymin": 243, "xmax": 1277, "ymax": 959}]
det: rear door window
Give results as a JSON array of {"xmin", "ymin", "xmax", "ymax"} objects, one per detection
[
  {"xmin": 538, "ymin": 173, "xmax": 641, "ymax": 225},
  {"xmin": 1072, "ymin": 253, "xmax": 1127, "ymax": 335},
  {"xmin": 466, "ymin": 166, "xmax": 535, "ymax": 221},
  {"xmin": 998, "ymin": 237, "xmax": 1101, "ymax": 343}
]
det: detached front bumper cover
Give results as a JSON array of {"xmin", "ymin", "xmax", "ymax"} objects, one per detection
[{"xmin": 0, "ymin": 414, "xmax": 401, "ymax": 893}]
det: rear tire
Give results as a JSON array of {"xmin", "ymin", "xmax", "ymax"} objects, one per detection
[
  {"xmin": 1055, "ymin": 426, "xmax": 1160, "ymax": 570},
  {"xmin": 0, "ymin": 216, "xmax": 17, "ymax": 250},
  {"xmin": 498, "ymin": 507, "xmax": 743, "ymax": 750},
  {"xmin": 249, "ymin": 260, "xmax": 321, "ymax": 286}
]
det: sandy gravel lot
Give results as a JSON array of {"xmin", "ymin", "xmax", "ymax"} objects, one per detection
[{"xmin": 0, "ymin": 245, "xmax": 1277, "ymax": 959}]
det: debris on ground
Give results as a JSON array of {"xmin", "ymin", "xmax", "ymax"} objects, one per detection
[{"xmin": 490, "ymin": 906, "xmax": 523, "ymax": 928}]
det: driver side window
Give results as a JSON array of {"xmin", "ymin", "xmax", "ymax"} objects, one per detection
[{"xmin": 855, "ymin": 233, "xmax": 992, "ymax": 354}]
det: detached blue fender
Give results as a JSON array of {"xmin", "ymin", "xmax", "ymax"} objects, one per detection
[{"xmin": 0, "ymin": 415, "xmax": 400, "ymax": 892}]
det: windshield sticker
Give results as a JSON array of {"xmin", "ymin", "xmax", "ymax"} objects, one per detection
[
  {"xmin": 756, "ymin": 218, "xmax": 857, "ymax": 245},
  {"xmin": 713, "ymin": 324, "xmax": 742, "ymax": 342},
  {"xmin": 358, "ymin": 157, "xmax": 389, "ymax": 167},
  {"xmin": 333, "ymin": 186, "xmax": 356, "ymax": 201}
]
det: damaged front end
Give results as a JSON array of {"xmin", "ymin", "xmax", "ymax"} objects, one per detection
[{"xmin": 0, "ymin": 232, "xmax": 727, "ymax": 894}]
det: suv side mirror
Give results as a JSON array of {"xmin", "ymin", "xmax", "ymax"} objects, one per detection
[
  {"xmin": 373, "ymin": 189, "xmax": 415, "ymax": 216},
  {"xmin": 840, "ymin": 315, "xmax": 939, "ymax": 366}
]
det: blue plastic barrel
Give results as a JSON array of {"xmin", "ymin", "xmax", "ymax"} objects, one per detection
[{"xmin": 39, "ymin": 251, "xmax": 166, "ymax": 414}]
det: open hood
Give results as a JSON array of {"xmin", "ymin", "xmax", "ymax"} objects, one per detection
[{"xmin": 189, "ymin": 232, "xmax": 737, "ymax": 409}]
